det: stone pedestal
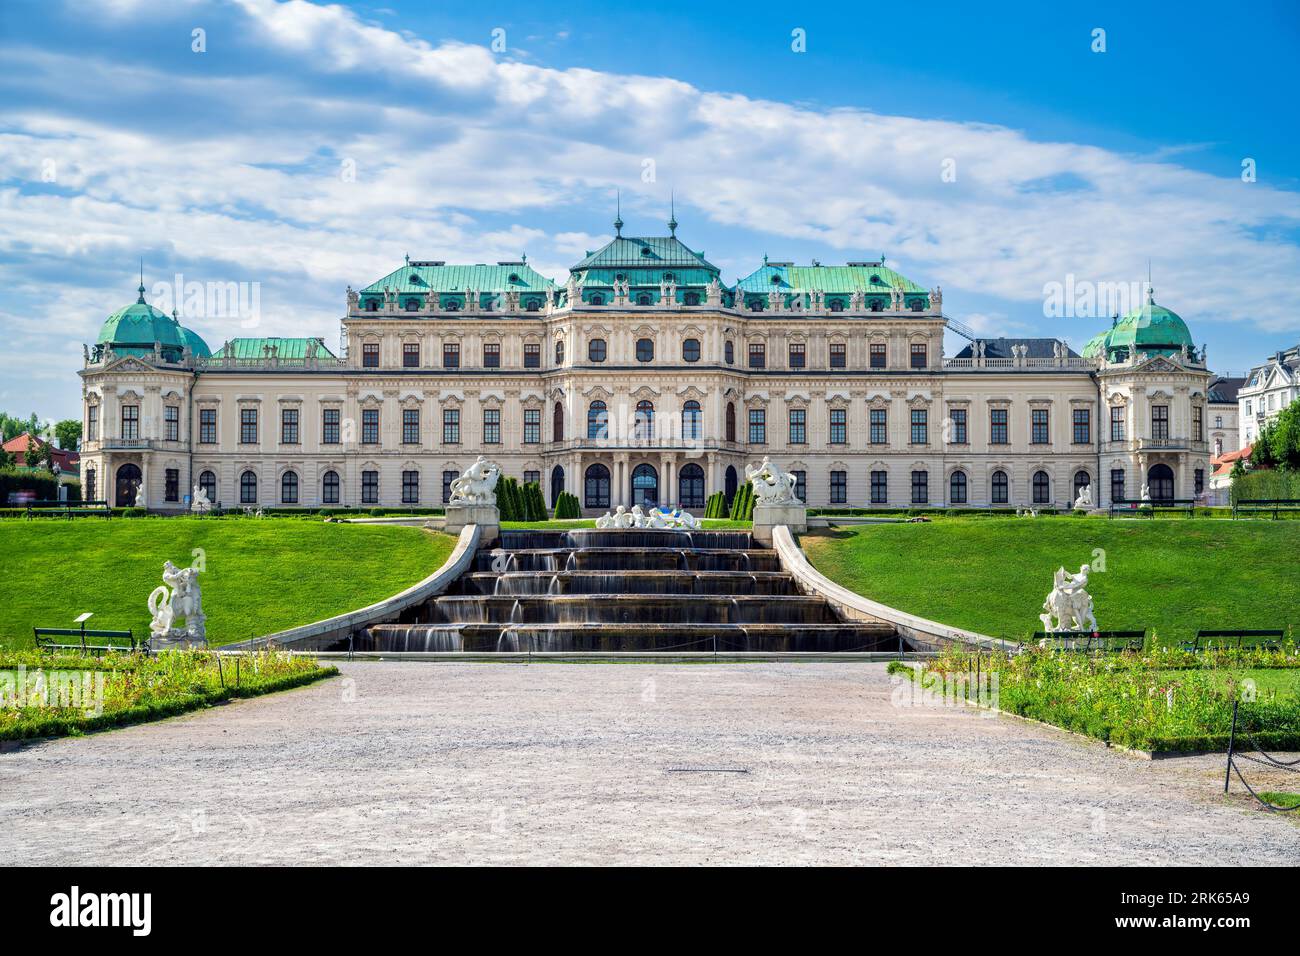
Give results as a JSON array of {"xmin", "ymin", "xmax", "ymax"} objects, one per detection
[
  {"xmin": 444, "ymin": 502, "xmax": 500, "ymax": 544},
  {"xmin": 752, "ymin": 502, "xmax": 807, "ymax": 545}
]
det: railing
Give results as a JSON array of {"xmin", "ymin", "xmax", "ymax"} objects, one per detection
[{"xmin": 941, "ymin": 357, "xmax": 1090, "ymax": 371}]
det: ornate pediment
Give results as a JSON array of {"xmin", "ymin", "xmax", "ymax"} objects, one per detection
[{"xmin": 105, "ymin": 356, "xmax": 155, "ymax": 375}]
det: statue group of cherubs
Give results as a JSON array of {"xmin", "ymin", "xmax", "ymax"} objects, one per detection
[{"xmin": 594, "ymin": 505, "xmax": 701, "ymax": 530}]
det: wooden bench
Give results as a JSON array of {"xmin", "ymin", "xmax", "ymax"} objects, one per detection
[
  {"xmin": 1109, "ymin": 498, "xmax": 1196, "ymax": 518},
  {"xmin": 1232, "ymin": 498, "xmax": 1300, "ymax": 519},
  {"xmin": 24, "ymin": 500, "xmax": 112, "ymax": 520},
  {"xmin": 1184, "ymin": 628, "xmax": 1287, "ymax": 653},
  {"xmin": 33, "ymin": 626, "xmax": 141, "ymax": 655},
  {"xmin": 1031, "ymin": 630, "xmax": 1146, "ymax": 652}
]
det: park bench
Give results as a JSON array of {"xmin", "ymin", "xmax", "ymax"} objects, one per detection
[
  {"xmin": 1183, "ymin": 628, "xmax": 1287, "ymax": 653},
  {"xmin": 1232, "ymin": 498, "xmax": 1300, "ymax": 519},
  {"xmin": 1031, "ymin": 630, "xmax": 1146, "ymax": 653},
  {"xmin": 1108, "ymin": 498, "xmax": 1196, "ymax": 518},
  {"xmin": 33, "ymin": 625, "xmax": 141, "ymax": 655},
  {"xmin": 24, "ymin": 499, "xmax": 112, "ymax": 520}
]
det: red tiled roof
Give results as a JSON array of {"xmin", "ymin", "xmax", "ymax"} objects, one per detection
[{"xmin": 2, "ymin": 432, "xmax": 79, "ymax": 468}]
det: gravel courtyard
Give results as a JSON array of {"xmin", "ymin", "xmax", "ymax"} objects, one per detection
[{"xmin": 2, "ymin": 662, "xmax": 1296, "ymax": 865}]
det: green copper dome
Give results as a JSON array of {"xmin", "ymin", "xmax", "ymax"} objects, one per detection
[
  {"xmin": 96, "ymin": 282, "xmax": 211, "ymax": 360},
  {"xmin": 1080, "ymin": 329, "xmax": 1109, "ymax": 360},
  {"xmin": 1087, "ymin": 289, "xmax": 1194, "ymax": 361}
]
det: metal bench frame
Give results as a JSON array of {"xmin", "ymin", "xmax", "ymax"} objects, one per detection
[{"xmin": 33, "ymin": 625, "xmax": 142, "ymax": 655}]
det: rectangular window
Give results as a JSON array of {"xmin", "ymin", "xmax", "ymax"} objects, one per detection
[
  {"xmin": 165, "ymin": 468, "xmax": 179, "ymax": 502},
  {"xmin": 403, "ymin": 342, "xmax": 420, "ymax": 368},
  {"xmin": 239, "ymin": 407, "xmax": 257, "ymax": 444},
  {"xmin": 829, "ymin": 342, "xmax": 846, "ymax": 368},
  {"xmin": 830, "ymin": 470, "xmax": 847, "ymax": 504},
  {"xmin": 524, "ymin": 343, "xmax": 541, "ymax": 369},
  {"xmin": 442, "ymin": 470, "xmax": 456, "ymax": 504},
  {"xmin": 1072, "ymin": 408, "xmax": 1090, "ymax": 445},
  {"xmin": 1111, "ymin": 468, "xmax": 1126, "ymax": 503},
  {"xmin": 871, "ymin": 470, "xmax": 888, "ymax": 504},
  {"xmin": 1031, "ymin": 408, "xmax": 1050, "ymax": 444},
  {"xmin": 322, "ymin": 408, "xmax": 340, "ymax": 444},
  {"xmin": 990, "ymin": 408, "xmax": 1008, "ymax": 445},
  {"xmin": 829, "ymin": 408, "xmax": 847, "ymax": 444},
  {"xmin": 281, "ymin": 408, "xmax": 299, "ymax": 444},
  {"xmin": 1110, "ymin": 405, "xmax": 1125, "ymax": 442},
  {"xmin": 792, "ymin": 470, "xmax": 806, "ymax": 503},
  {"xmin": 1192, "ymin": 405, "xmax": 1203, "ymax": 442},
  {"xmin": 443, "ymin": 343, "xmax": 460, "ymax": 368},
  {"xmin": 1195, "ymin": 468, "xmax": 1205, "ymax": 495},
  {"xmin": 949, "ymin": 408, "xmax": 967, "ymax": 445},
  {"xmin": 86, "ymin": 469, "xmax": 96, "ymax": 502},
  {"xmin": 361, "ymin": 470, "xmax": 379, "ymax": 504},
  {"xmin": 911, "ymin": 470, "xmax": 928, "ymax": 504},
  {"xmin": 910, "ymin": 408, "xmax": 927, "ymax": 445},
  {"xmin": 483, "ymin": 408, "xmax": 501, "ymax": 444},
  {"xmin": 1151, "ymin": 405, "xmax": 1169, "ymax": 440},
  {"xmin": 748, "ymin": 342, "xmax": 766, "ymax": 369},
  {"xmin": 910, "ymin": 343, "xmax": 927, "ymax": 369},
  {"xmin": 523, "ymin": 408, "xmax": 540, "ymax": 444},
  {"xmin": 483, "ymin": 343, "xmax": 501, "ymax": 368},
  {"xmin": 870, "ymin": 343, "xmax": 887, "ymax": 369},
  {"xmin": 402, "ymin": 470, "xmax": 419, "ymax": 504},
  {"xmin": 870, "ymin": 408, "xmax": 887, "ymax": 445},
  {"xmin": 523, "ymin": 470, "xmax": 540, "ymax": 487},
  {"xmin": 199, "ymin": 408, "xmax": 216, "ymax": 444},
  {"xmin": 748, "ymin": 408, "xmax": 766, "ymax": 444},
  {"xmin": 402, "ymin": 408, "xmax": 420, "ymax": 445},
  {"xmin": 788, "ymin": 343, "xmax": 806, "ymax": 368},
  {"xmin": 788, "ymin": 408, "xmax": 806, "ymax": 444},
  {"xmin": 165, "ymin": 405, "xmax": 179, "ymax": 442},
  {"xmin": 443, "ymin": 409, "xmax": 460, "ymax": 444},
  {"xmin": 362, "ymin": 343, "xmax": 379, "ymax": 367},
  {"xmin": 87, "ymin": 405, "xmax": 99, "ymax": 442},
  {"xmin": 362, "ymin": 408, "xmax": 379, "ymax": 445},
  {"xmin": 121, "ymin": 405, "xmax": 139, "ymax": 441}
]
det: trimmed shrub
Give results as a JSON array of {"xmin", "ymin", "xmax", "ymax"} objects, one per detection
[
  {"xmin": 0, "ymin": 467, "xmax": 61, "ymax": 504},
  {"xmin": 729, "ymin": 481, "xmax": 754, "ymax": 521},
  {"xmin": 553, "ymin": 490, "xmax": 581, "ymax": 519},
  {"xmin": 704, "ymin": 490, "xmax": 727, "ymax": 519}
]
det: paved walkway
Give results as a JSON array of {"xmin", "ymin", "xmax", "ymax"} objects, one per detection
[{"xmin": 2, "ymin": 663, "xmax": 1296, "ymax": 865}]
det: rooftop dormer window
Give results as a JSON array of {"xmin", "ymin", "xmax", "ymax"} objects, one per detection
[
  {"xmin": 640, "ymin": 247, "xmax": 652, "ymax": 257},
  {"xmin": 829, "ymin": 299, "xmax": 844, "ymax": 312},
  {"xmin": 508, "ymin": 273, "xmax": 520, "ymax": 283}
]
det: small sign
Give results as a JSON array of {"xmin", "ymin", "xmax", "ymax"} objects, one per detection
[{"xmin": 74, "ymin": 612, "xmax": 93, "ymax": 624}]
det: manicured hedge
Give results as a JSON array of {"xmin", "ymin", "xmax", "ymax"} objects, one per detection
[
  {"xmin": 0, "ymin": 467, "xmax": 61, "ymax": 504},
  {"xmin": 553, "ymin": 490, "xmax": 581, "ymax": 519}
]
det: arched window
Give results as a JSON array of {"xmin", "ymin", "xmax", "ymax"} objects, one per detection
[
  {"xmin": 403, "ymin": 299, "xmax": 419, "ymax": 312},
  {"xmin": 550, "ymin": 466, "xmax": 565, "ymax": 507},
  {"xmin": 631, "ymin": 463, "xmax": 658, "ymax": 508},
  {"xmin": 1073, "ymin": 470, "xmax": 1091, "ymax": 502},
  {"xmin": 870, "ymin": 300, "xmax": 883, "ymax": 312},
  {"xmin": 749, "ymin": 299, "xmax": 764, "ymax": 311},
  {"xmin": 589, "ymin": 293, "xmax": 605, "ymax": 306},
  {"xmin": 1033, "ymin": 470, "xmax": 1050, "ymax": 504},
  {"xmin": 635, "ymin": 400, "xmax": 654, "ymax": 440},
  {"xmin": 555, "ymin": 340, "xmax": 564, "ymax": 364},
  {"xmin": 949, "ymin": 470, "xmax": 967, "ymax": 505},
  {"xmin": 553, "ymin": 402, "xmax": 565, "ymax": 442},
  {"xmin": 682, "ymin": 338, "xmax": 701, "ymax": 362},
  {"xmin": 636, "ymin": 293, "xmax": 652, "ymax": 306},
  {"xmin": 365, "ymin": 299, "xmax": 379, "ymax": 312},
  {"xmin": 199, "ymin": 470, "xmax": 217, "ymax": 503},
  {"xmin": 684, "ymin": 291, "xmax": 700, "ymax": 306},
  {"xmin": 240, "ymin": 470, "xmax": 258, "ymax": 504},
  {"xmin": 445, "ymin": 298, "xmax": 460, "ymax": 311},
  {"xmin": 281, "ymin": 470, "xmax": 299, "ymax": 504},
  {"xmin": 829, "ymin": 299, "xmax": 844, "ymax": 312},
  {"xmin": 1148, "ymin": 463, "xmax": 1175, "ymax": 501},
  {"xmin": 587, "ymin": 401, "xmax": 608, "ymax": 440},
  {"xmin": 910, "ymin": 299, "xmax": 924, "ymax": 311},
  {"xmin": 584, "ymin": 464, "xmax": 610, "ymax": 509},
  {"xmin": 588, "ymin": 338, "xmax": 606, "ymax": 362},
  {"xmin": 725, "ymin": 402, "xmax": 736, "ymax": 443},
  {"xmin": 636, "ymin": 338, "xmax": 654, "ymax": 362},
  {"xmin": 991, "ymin": 470, "xmax": 1008, "ymax": 504},
  {"xmin": 679, "ymin": 463, "xmax": 705, "ymax": 508},
  {"xmin": 724, "ymin": 465, "xmax": 738, "ymax": 503},
  {"xmin": 724, "ymin": 340, "xmax": 734, "ymax": 364},
  {"xmin": 682, "ymin": 400, "xmax": 702, "ymax": 440},
  {"xmin": 322, "ymin": 470, "xmax": 340, "ymax": 505},
  {"xmin": 525, "ymin": 298, "xmax": 540, "ymax": 312}
]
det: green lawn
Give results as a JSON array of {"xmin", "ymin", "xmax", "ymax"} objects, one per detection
[
  {"xmin": 0, "ymin": 519, "xmax": 458, "ymax": 648},
  {"xmin": 802, "ymin": 518, "xmax": 1300, "ymax": 645}
]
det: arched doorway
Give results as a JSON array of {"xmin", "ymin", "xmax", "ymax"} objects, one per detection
[
  {"xmin": 550, "ymin": 465, "xmax": 565, "ymax": 507},
  {"xmin": 1147, "ymin": 463, "xmax": 1175, "ymax": 501},
  {"xmin": 584, "ymin": 464, "xmax": 610, "ymax": 509},
  {"xmin": 115, "ymin": 463, "xmax": 142, "ymax": 507},
  {"xmin": 631, "ymin": 463, "xmax": 658, "ymax": 509},
  {"xmin": 724, "ymin": 465, "xmax": 738, "ymax": 504},
  {"xmin": 678, "ymin": 463, "xmax": 705, "ymax": 508}
]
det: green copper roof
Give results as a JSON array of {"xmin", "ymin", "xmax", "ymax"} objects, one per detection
[
  {"xmin": 1081, "ymin": 330, "xmax": 1109, "ymax": 360},
  {"xmin": 1099, "ymin": 293, "xmax": 1194, "ymax": 358},
  {"xmin": 571, "ymin": 235, "xmax": 720, "ymax": 274},
  {"xmin": 211, "ymin": 337, "xmax": 336, "ymax": 360},
  {"xmin": 734, "ymin": 262, "xmax": 926, "ymax": 295},
  {"xmin": 360, "ymin": 261, "xmax": 557, "ymax": 296},
  {"xmin": 96, "ymin": 283, "xmax": 211, "ymax": 358}
]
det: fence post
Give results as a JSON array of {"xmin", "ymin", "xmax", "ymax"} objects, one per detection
[{"xmin": 1224, "ymin": 698, "xmax": 1239, "ymax": 793}]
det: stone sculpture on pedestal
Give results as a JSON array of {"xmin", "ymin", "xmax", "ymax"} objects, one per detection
[{"xmin": 147, "ymin": 560, "xmax": 207, "ymax": 648}]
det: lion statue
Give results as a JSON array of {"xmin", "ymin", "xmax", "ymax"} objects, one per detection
[{"xmin": 448, "ymin": 456, "xmax": 502, "ymax": 505}]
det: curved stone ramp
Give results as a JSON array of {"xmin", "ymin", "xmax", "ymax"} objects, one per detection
[
  {"xmin": 772, "ymin": 525, "xmax": 1020, "ymax": 653},
  {"xmin": 222, "ymin": 524, "xmax": 480, "ymax": 651}
]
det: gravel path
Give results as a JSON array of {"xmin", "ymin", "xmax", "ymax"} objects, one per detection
[{"xmin": 2, "ymin": 662, "xmax": 1296, "ymax": 865}]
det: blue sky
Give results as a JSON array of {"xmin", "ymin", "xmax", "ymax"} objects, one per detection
[{"xmin": 2, "ymin": 0, "xmax": 1298, "ymax": 421}]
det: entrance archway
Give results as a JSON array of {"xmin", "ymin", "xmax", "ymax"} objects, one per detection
[
  {"xmin": 550, "ymin": 465, "xmax": 565, "ymax": 507},
  {"xmin": 724, "ymin": 465, "xmax": 738, "ymax": 504},
  {"xmin": 678, "ymin": 463, "xmax": 705, "ymax": 508},
  {"xmin": 584, "ymin": 464, "xmax": 610, "ymax": 509},
  {"xmin": 631, "ymin": 463, "xmax": 659, "ymax": 509},
  {"xmin": 115, "ymin": 463, "xmax": 142, "ymax": 508},
  {"xmin": 1147, "ymin": 463, "xmax": 1175, "ymax": 501}
]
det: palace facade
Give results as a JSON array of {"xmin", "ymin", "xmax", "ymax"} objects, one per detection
[{"xmin": 78, "ymin": 220, "xmax": 1215, "ymax": 513}]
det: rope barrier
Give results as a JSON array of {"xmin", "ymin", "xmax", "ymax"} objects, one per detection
[{"xmin": 1224, "ymin": 699, "xmax": 1300, "ymax": 812}]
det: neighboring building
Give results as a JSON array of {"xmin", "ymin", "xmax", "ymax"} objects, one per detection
[
  {"xmin": 1239, "ymin": 346, "xmax": 1299, "ymax": 447},
  {"xmin": 1207, "ymin": 444, "xmax": 1252, "ymax": 506},
  {"xmin": 2, "ymin": 432, "xmax": 80, "ymax": 476},
  {"xmin": 78, "ymin": 220, "xmax": 1216, "ymax": 512},
  {"xmin": 1207, "ymin": 375, "xmax": 1244, "ymax": 457}
]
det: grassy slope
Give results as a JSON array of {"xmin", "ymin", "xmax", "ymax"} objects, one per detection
[
  {"xmin": 802, "ymin": 518, "xmax": 1300, "ymax": 645},
  {"xmin": 0, "ymin": 519, "xmax": 457, "ymax": 648}
]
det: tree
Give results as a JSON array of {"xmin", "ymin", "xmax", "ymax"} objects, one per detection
[
  {"xmin": 54, "ymin": 419, "xmax": 82, "ymax": 452},
  {"xmin": 0, "ymin": 447, "xmax": 12, "ymax": 469},
  {"xmin": 24, "ymin": 435, "xmax": 50, "ymax": 470},
  {"xmin": 0, "ymin": 412, "xmax": 39, "ymax": 443}
]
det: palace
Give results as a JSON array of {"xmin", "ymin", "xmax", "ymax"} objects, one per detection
[{"xmin": 77, "ymin": 218, "xmax": 1215, "ymax": 513}]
